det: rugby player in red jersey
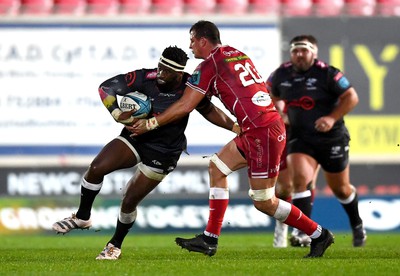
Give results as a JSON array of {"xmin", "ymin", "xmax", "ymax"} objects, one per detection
[{"xmin": 129, "ymin": 21, "xmax": 334, "ymax": 258}]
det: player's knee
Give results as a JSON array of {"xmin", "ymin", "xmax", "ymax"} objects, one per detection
[
  {"xmin": 121, "ymin": 193, "xmax": 139, "ymax": 210},
  {"xmin": 86, "ymin": 162, "xmax": 106, "ymax": 180},
  {"xmin": 209, "ymin": 154, "xmax": 232, "ymax": 176},
  {"xmin": 138, "ymin": 163, "xmax": 166, "ymax": 181},
  {"xmin": 251, "ymin": 199, "xmax": 276, "ymax": 216},
  {"xmin": 248, "ymin": 187, "xmax": 276, "ymax": 214}
]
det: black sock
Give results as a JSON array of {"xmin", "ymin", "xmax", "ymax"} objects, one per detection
[
  {"xmin": 292, "ymin": 195, "xmax": 313, "ymax": 218},
  {"xmin": 76, "ymin": 186, "xmax": 100, "ymax": 220},
  {"xmin": 341, "ymin": 193, "xmax": 363, "ymax": 228},
  {"xmin": 109, "ymin": 219, "xmax": 135, "ymax": 249}
]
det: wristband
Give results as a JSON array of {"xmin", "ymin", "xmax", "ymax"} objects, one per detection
[
  {"xmin": 111, "ymin": 108, "xmax": 134, "ymax": 124},
  {"xmin": 111, "ymin": 108, "xmax": 122, "ymax": 121},
  {"xmin": 146, "ymin": 117, "xmax": 159, "ymax": 131},
  {"xmin": 231, "ymin": 122, "xmax": 241, "ymax": 135}
]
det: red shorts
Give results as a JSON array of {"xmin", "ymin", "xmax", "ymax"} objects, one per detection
[
  {"xmin": 234, "ymin": 120, "xmax": 286, "ymax": 178},
  {"xmin": 279, "ymin": 142, "xmax": 288, "ymax": 171}
]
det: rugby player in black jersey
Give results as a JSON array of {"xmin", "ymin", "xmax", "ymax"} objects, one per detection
[
  {"xmin": 52, "ymin": 46, "xmax": 239, "ymax": 260},
  {"xmin": 267, "ymin": 35, "xmax": 366, "ymax": 248}
]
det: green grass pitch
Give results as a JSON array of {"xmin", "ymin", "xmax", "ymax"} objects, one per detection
[{"xmin": 0, "ymin": 232, "xmax": 399, "ymax": 275}]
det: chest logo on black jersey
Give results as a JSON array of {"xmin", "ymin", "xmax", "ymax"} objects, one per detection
[
  {"xmin": 287, "ymin": 96, "xmax": 315, "ymax": 110},
  {"xmin": 306, "ymin": 78, "xmax": 317, "ymax": 86}
]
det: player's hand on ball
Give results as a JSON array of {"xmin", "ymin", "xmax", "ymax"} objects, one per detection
[
  {"xmin": 118, "ymin": 109, "xmax": 138, "ymax": 124},
  {"xmin": 127, "ymin": 117, "xmax": 159, "ymax": 137}
]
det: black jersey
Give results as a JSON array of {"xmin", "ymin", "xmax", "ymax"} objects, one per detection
[
  {"xmin": 267, "ymin": 59, "xmax": 352, "ymax": 144},
  {"xmin": 100, "ymin": 68, "xmax": 192, "ymax": 155}
]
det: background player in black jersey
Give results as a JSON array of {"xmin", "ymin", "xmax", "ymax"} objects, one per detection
[
  {"xmin": 272, "ymin": 41, "xmax": 320, "ymax": 248},
  {"xmin": 52, "ymin": 46, "xmax": 239, "ymax": 260},
  {"xmin": 268, "ymin": 35, "xmax": 366, "ymax": 247}
]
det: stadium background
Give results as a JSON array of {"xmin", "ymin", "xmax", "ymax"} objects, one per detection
[{"xmin": 0, "ymin": 1, "xmax": 399, "ymax": 235}]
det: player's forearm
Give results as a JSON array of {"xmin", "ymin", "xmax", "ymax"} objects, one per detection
[
  {"xmin": 329, "ymin": 88, "xmax": 359, "ymax": 121},
  {"xmin": 202, "ymin": 106, "xmax": 235, "ymax": 131},
  {"xmin": 156, "ymin": 99, "xmax": 194, "ymax": 127}
]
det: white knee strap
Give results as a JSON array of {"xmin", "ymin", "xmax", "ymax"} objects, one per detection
[
  {"xmin": 248, "ymin": 187, "xmax": 275, "ymax": 201},
  {"xmin": 138, "ymin": 163, "xmax": 166, "ymax": 181},
  {"xmin": 210, "ymin": 154, "xmax": 232, "ymax": 176}
]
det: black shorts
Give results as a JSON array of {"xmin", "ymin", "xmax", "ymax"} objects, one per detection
[
  {"xmin": 287, "ymin": 137, "xmax": 349, "ymax": 173},
  {"xmin": 119, "ymin": 128, "xmax": 181, "ymax": 175}
]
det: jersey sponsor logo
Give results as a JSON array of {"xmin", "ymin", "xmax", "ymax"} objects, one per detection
[
  {"xmin": 222, "ymin": 50, "xmax": 241, "ymax": 56},
  {"xmin": 251, "ymin": 91, "xmax": 272, "ymax": 107},
  {"xmin": 125, "ymin": 71, "xmax": 137, "ymax": 86},
  {"xmin": 280, "ymin": 81, "xmax": 292, "ymax": 87},
  {"xmin": 189, "ymin": 70, "xmax": 201, "ymax": 85},
  {"xmin": 158, "ymin": 93, "xmax": 176, "ymax": 97},
  {"xmin": 224, "ymin": 55, "xmax": 249, "ymax": 63},
  {"xmin": 145, "ymin": 71, "xmax": 157, "ymax": 79},
  {"xmin": 287, "ymin": 96, "xmax": 315, "ymax": 110},
  {"xmin": 277, "ymin": 133, "xmax": 286, "ymax": 142}
]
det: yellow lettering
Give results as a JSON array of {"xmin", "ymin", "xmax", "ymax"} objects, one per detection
[
  {"xmin": 353, "ymin": 45, "xmax": 398, "ymax": 111},
  {"xmin": 329, "ymin": 45, "xmax": 344, "ymax": 71}
]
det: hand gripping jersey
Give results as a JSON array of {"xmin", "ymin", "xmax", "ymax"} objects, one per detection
[
  {"xmin": 99, "ymin": 69, "xmax": 190, "ymax": 154},
  {"xmin": 186, "ymin": 45, "xmax": 280, "ymax": 132},
  {"xmin": 267, "ymin": 59, "xmax": 352, "ymax": 144}
]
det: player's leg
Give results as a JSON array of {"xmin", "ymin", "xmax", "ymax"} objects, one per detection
[
  {"xmin": 52, "ymin": 137, "xmax": 138, "ymax": 234},
  {"xmin": 175, "ymin": 139, "xmax": 247, "ymax": 256},
  {"xmin": 96, "ymin": 166, "xmax": 163, "ymax": 260},
  {"xmin": 324, "ymin": 165, "xmax": 366, "ymax": 247},
  {"xmin": 273, "ymin": 165, "xmax": 292, "ymax": 248},
  {"xmin": 245, "ymin": 123, "xmax": 332, "ymax": 258},
  {"xmin": 286, "ymin": 152, "xmax": 319, "ymax": 247}
]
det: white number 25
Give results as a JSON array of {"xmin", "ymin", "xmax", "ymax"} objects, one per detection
[{"xmin": 234, "ymin": 62, "xmax": 264, "ymax": 87}]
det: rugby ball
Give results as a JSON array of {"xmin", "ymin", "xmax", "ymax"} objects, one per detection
[{"xmin": 120, "ymin": 91, "xmax": 152, "ymax": 119}]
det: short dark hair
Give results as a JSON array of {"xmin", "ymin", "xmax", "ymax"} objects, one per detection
[
  {"xmin": 162, "ymin": 46, "xmax": 189, "ymax": 67},
  {"xmin": 290, "ymin": 35, "xmax": 318, "ymax": 46},
  {"xmin": 190, "ymin": 20, "xmax": 222, "ymax": 44}
]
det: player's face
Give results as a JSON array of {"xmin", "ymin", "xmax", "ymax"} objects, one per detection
[
  {"xmin": 157, "ymin": 63, "xmax": 182, "ymax": 89},
  {"xmin": 189, "ymin": 31, "xmax": 204, "ymax": 59},
  {"xmin": 290, "ymin": 45, "xmax": 314, "ymax": 72}
]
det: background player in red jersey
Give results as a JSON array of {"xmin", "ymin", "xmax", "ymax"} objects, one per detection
[
  {"xmin": 129, "ymin": 21, "xmax": 334, "ymax": 258},
  {"xmin": 268, "ymin": 35, "xmax": 366, "ymax": 247},
  {"xmin": 52, "ymin": 46, "xmax": 239, "ymax": 260}
]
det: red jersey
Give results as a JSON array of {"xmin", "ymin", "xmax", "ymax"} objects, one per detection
[{"xmin": 186, "ymin": 45, "xmax": 281, "ymax": 131}]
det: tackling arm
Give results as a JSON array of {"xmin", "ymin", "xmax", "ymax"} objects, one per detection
[
  {"xmin": 196, "ymin": 99, "xmax": 239, "ymax": 134},
  {"xmin": 129, "ymin": 86, "xmax": 205, "ymax": 136}
]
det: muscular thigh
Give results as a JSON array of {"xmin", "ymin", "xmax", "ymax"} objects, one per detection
[{"xmin": 90, "ymin": 138, "xmax": 138, "ymax": 175}]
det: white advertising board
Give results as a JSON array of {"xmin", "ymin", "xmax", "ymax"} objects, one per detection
[{"xmin": 0, "ymin": 23, "xmax": 280, "ymax": 155}]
